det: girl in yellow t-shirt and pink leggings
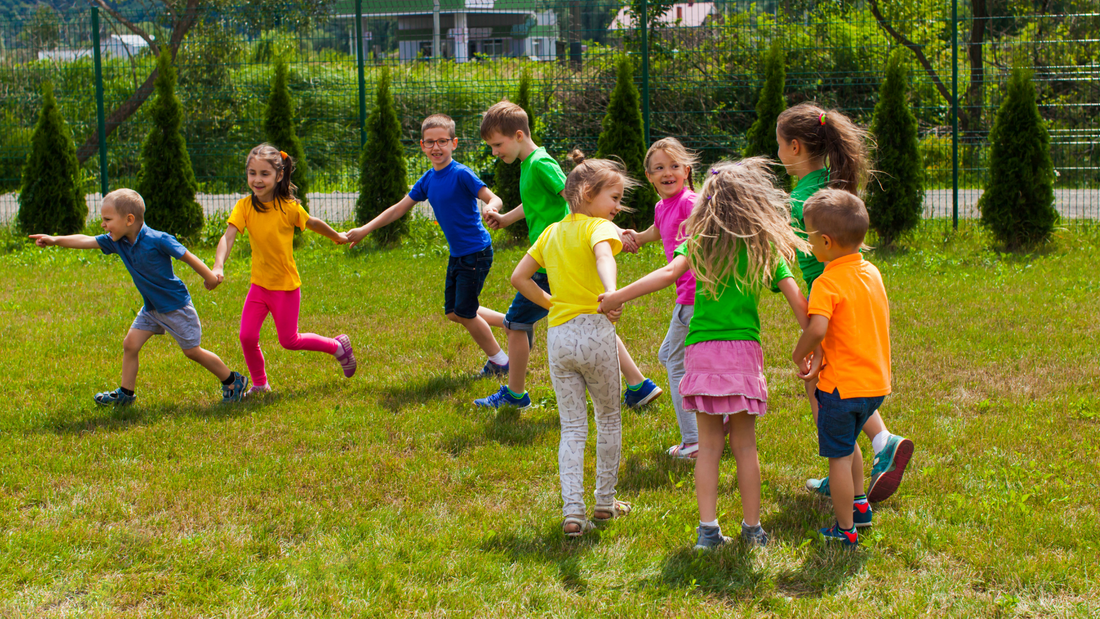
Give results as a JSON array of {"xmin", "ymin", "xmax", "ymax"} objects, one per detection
[{"xmin": 213, "ymin": 144, "xmax": 356, "ymax": 394}]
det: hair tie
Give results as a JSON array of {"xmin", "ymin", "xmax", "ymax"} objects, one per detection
[
  {"xmin": 279, "ymin": 150, "xmax": 289, "ymax": 160},
  {"xmin": 819, "ymin": 113, "xmax": 827, "ymax": 126},
  {"xmin": 704, "ymin": 195, "xmax": 712, "ymax": 200},
  {"xmin": 710, "ymin": 169, "xmax": 719, "ymax": 175}
]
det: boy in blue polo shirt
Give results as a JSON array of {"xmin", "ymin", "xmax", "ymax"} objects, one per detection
[
  {"xmin": 346, "ymin": 114, "xmax": 510, "ymax": 376},
  {"xmin": 30, "ymin": 188, "xmax": 248, "ymax": 405}
]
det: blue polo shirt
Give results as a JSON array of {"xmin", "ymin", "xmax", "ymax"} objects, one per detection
[
  {"xmin": 96, "ymin": 225, "xmax": 192, "ymax": 313},
  {"xmin": 408, "ymin": 160, "xmax": 491, "ymax": 257}
]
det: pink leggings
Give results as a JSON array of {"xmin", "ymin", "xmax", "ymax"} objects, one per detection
[{"xmin": 240, "ymin": 284, "xmax": 338, "ymax": 386}]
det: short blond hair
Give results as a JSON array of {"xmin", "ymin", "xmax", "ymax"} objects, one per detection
[
  {"xmin": 421, "ymin": 114, "xmax": 456, "ymax": 139},
  {"xmin": 480, "ymin": 100, "xmax": 530, "ymax": 140},
  {"xmin": 803, "ymin": 188, "xmax": 869, "ymax": 247},
  {"xmin": 103, "ymin": 188, "xmax": 146, "ymax": 222}
]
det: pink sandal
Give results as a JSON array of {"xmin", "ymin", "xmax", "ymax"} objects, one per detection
[{"xmin": 335, "ymin": 334, "xmax": 356, "ymax": 378}]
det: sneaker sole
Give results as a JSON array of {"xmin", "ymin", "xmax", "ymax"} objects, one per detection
[
  {"xmin": 868, "ymin": 438, "xmax": 914, "ymax": 503},
  {"xmin": 335, "ymin": 334, "xmax": 356, "ymax": 378},
  {"xmin": 627, "ymin": 387, "xmax": 664, "ymax": 409}
]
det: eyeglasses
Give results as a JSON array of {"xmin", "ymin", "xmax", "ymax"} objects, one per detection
[{"xmin": 421, "ymin": 139, "xmax": 454, "ymax": 148}]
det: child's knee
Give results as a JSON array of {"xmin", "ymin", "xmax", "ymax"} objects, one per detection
[
  {"xmin": 181, "ymin": 346, "xmax": 204, "ymax": 360},
  {"xmin": 239, "ymin": 332, "xmax": 259, "ymax": 348},
  {"xmin": 277, "ymin": 333, "xmax": 300, "ymax": 350},
  {"xmin": 446, "ymin": 312, "xmax": 468, "ymax": 325},
  {"xmin": 122, "ymin": 334, "xmax": 144, "ymax": 355}
]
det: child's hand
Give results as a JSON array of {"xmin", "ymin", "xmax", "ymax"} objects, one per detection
[
  {"xmin": 798, "ymin": 346, "xmax": 824, "ymax": 381},
  {"xmin": 620, "ymin": 230, "xmax": 639, "ymax": 254},
  {"xmin": 346, "ymin": 227, "xmax": 367, "ymax": 248},
  {"xmin": 211, "ymin": 267, "xmax": 225, "ymax": 284},
  {"xmin": 28, "ymin": 234, "xmax": 55, "ymax": 247},
  {"xmin": 203, "ymin": 274, "xmax": 220, "ymax": 291},
  {"xmin": 484, "ymin": 208, "xmax": 505, "ymax": 230},
  {"xmin": 597, "ymin": 291, "xmax": 623, "ymax": 316},
  {"xmin": 606, "ymin": 305, "xmax": 623, "ymax": 323},
  {"xmin": 334, "ymin": 232, "xmax": 349, "ymax": 245}
]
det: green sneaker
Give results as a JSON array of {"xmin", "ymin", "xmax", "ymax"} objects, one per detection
[
  {"xmin": 806, "ymin": 475, "xmax": 831, "ymax": 497},
  {"xmin": 868, "ymin": 435, "xmax": 914, "ymax": 503}
]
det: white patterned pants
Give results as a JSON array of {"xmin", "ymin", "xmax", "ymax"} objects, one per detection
[{"xmin": 547, "ymin": 313, "xmax": 622, "ymax": 518}]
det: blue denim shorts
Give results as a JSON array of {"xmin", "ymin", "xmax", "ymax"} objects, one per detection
[
  {"xmin": 502, "ymin": 271, "xmax": 551, "ymax": 331},
  {"xmin": 444, "ymin": 246, "xmax": 493, "ymax": 319},
  {"xmin": 815, "ymin": 388, "xmax": 885, "ymax": 458}
]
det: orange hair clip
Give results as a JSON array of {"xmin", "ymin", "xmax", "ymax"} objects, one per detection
[{"xmin": 279, "ymin": 150, "xmax": 289, "ymax": 159}]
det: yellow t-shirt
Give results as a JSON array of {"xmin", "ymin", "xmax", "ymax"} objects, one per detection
[
  {"xmin": 227, "ymin": 196, "xmax": 310, "ymax": 291},
  {"xmin": 527, "ymin": 213, "xmax": 623, "ymax": 327}
]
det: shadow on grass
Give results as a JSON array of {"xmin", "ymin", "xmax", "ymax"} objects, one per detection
[
  {"xmin": 379, "ymin": 372, "xmax": 477, "ymax": 413},
  {"xmin": 617, "ymin": 447, "xmax": 696, "ymax": 493},
  {"xmin": 439, "ymin": 406, "xmax": 558, "ymax": 456},
  {"xmin": 652, "ymin": 543, "xmax": 763, "ymax": 601},
  {"xmin": 480, "ymin": 526, "xmax": 603, "ymax": 594},
  {"xmin": 45, "ymin": 392, "xmax": 284, "ymax": 435}
]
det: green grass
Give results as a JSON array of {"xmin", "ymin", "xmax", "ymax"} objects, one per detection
[{"xmin": 1, "ymin": 221, "xmax": 1098, "ymax": 617}]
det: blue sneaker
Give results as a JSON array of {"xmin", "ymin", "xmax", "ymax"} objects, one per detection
[
  {"xmin": 221, "ymin": 372, "xmax": 249, "ymax": 403},
  {"xmin": 474, "ymin": 385, "xmax": 531, "ymax": 409},
  {"xmin": 868, "ymin": 435, "xmax": 914, "ymax": 503},
  {"xmin": 694, "ymin": 525, "xmax": 731, "ymax": 550},
  {"xmin": 806, "ymin": 476, "xmax": 831, "ymax": 497},
  {"xmin": 820, "ymin": 522, "xmax": 859, "ymax": 546},
  {"xmin": 479, "ymin": 360, "xmax": 509, "ymax": 379},
  {"xmin": 623, "ymin": 378, "xmax": 663, "ymax": 409},
  {"xmin": 94, "ymin": 388, "xmax": 135, "ymax": 407},
  {"xmin": 853, "ymin": 500, "xmax": 873, "ymax": 528},
  {"xmin": 740, "ymin": 522, "xmax": 769, "ymax": 547}
]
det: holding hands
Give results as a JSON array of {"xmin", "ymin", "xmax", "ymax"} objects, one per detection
[
  {"xmin": 596, "ymin": 291, "xmax": 624, "ymax": 323},
  {"xmin": 345, "ymin": 226, "xmax": 368, "ymax": 248},
  {"xmin": 482, "ymin": 205, "xmax": 506, "ymax": 230},
  {"xmin": 619, "ymin": 229, "xmax": 640, "ymax": 254}
]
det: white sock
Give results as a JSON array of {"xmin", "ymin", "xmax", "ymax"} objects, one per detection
[
  {"xmin": 700, "ymin": 519, "xmax": 719, "ymax": 528},
  {"xmin": 872, "ymin": 429, "xmax": 892, "ymax": 454},
  {"xmin": 334, "ymin": 341, "xmax": 344, "ymax": 357},
  {"xmin": 742, "ymin": 520, "xmax": 761, "ymax": 529},
  {"xmin": 488, "ymin": 350, "xmax": 509, "ymax": 366}
]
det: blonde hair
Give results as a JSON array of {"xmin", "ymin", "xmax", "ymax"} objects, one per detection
[
  {"xmin": 803, "ymin": 189, "xmax": 870, "ymax": 247},
  {"xmin": 246, "ymin": 143, "xmax": 300, "ymax": 213},
  {"xmin": 682, "ymin": 157, "xmax": 810, "ymax": 296},
  {"xmin": 777, "ymin": 102, "xmax": 871, "ymax": 195},
  {"xmin": 480, "ymin": 100, "xmax": 530, "ymax": 139},
  {"xmin": 563, "ymin": 149, "xmax": 640, "ymax": 215},
  {"xmin": 421, "ymin": 113, "xmax": 456, "ymax": 139},
  {"xmin": 644, "ymin": 137, "xmax": 700, "ymax": 192},
  {"xmin": 103, "ymin": 188, "xmax": 146, "ymax": 222}
]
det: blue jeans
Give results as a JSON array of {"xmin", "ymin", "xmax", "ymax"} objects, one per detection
[
  {"xmin": 444, "ymin": 246, "xmax": 493, "ymax": 319},
  {"xmin": 815, "ymin": 388, "xmax": 885, "ymax": 458},
  {"xmin": 502, "ymin": 271, "xmax": 551, "ymax": 332}
]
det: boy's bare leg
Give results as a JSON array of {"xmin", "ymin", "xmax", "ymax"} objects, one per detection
[
  {"xmin": 828, "ymin": 444, "xmax": 861, "ymax": 530},
  {"xmin": 616, "ymin": 336, "xmax": 645, "ymax": 385},
  {"xmin": 182, "ymin": 346, "xmax": 233, "ymax": 382},
  {"xmin": 447, "ymin": 313, "xmax": 503, "ymax": 357},
  {"xmin": 120, "ymin": 329, "xmax": 156, "ymax": 391},
  {"xmin": 506, "ymin": 328, "xmax": 530, "ymax": 394},
  {"xmin": 478, "ymin": 306, "xmax": 505, "ymax": 329},
  {"xmin": 862, "ymin": 411, "xmax": 887, "ymax": 439}
]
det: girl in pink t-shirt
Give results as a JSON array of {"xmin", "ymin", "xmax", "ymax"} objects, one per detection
[{"xmin": 623, "ymin": 138, "xmax": 702, "ymax": 459}]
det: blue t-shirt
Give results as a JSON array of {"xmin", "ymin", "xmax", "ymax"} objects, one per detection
[
  {"xmin": 408, "ymin": 160, "xmax": 491, "ymax": 257},
  {"xmin": 97, "ymin": 225, "xmax": 191, "ymax": 313}
]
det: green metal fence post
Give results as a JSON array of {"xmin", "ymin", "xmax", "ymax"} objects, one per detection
[
  {"xmin": 91, "ymin": 6, "xmax": 109, "ymax": 196},
  {"xmin": 640, "ymin": 0, "xmax": 650, "ymax": 145},
  {"xmin": 951, "ymin": 0, "xmax": 959, "ymax": 230},
  {"xmin": 355, "ymin": 0, "xmax": 367, "ymax": 148}
]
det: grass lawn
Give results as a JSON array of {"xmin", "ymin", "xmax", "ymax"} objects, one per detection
[{"xmin": 1, "ymin": 221, "xmax": 1097, "ymax": 617}]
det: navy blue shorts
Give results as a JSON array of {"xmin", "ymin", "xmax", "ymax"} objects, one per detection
[
  {"xmin": 502, "ymin": 271, "xmax": 551, "ymax": 331},
  {"xmin": 444, "ymin": 246, "xmax": 493, "ymax": 320},
  {"xmin": 815, "ymin": 388, "xmax": 885, "ymax": 458}
]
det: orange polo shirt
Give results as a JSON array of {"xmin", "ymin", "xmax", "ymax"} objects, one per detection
[{"xmin": 808, "ymin": 253, "xmax": 892, "ymax": 398}]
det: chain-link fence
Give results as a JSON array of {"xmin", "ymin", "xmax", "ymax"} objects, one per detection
[{"xmin": 0, "ymin": 0, "xmax": 1097, "ymax": 225}]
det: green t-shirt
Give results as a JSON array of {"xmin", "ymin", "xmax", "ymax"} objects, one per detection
[
  {"xmin": 520, "ymin": 147, "xmax": 570, "ymax": 245},
  {"xmin": 674, "ymin": 242, "xmax": 794, "ymax": 345},
  {"xmin": 789, "ymin": 167, "xmax": 829, "ymax": 291}
]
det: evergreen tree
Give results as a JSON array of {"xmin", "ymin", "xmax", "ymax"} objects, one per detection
[
  {"xmin": 744, "ymin": 41, "xmax": 787, "ymax": 185},
  {"xmin": 494, "ymin": 70, "xmax": 535, "ymax": 241},
  {"xmin": 137, "ymin": 48, "xmax": 203, "ymax": 240},
  {"xmin": 596, "ymin": 55, "xmax": 659, "ymax": 229},
  {"xmin": 866, "ymin": 49, "xmax": 925, "ymax": 246},
  {"xmin": 16, "ymin": 81, "xmax": 85, "ymax": 236},
  {"xmin": 978, "ymin": 67, "xmax": 1058, "ymax": 249},
  {"xmin": 355, "ymin": 66, "xmax": 408, "ymax": 245},
  {"xmin": 264, "ymin": 57, "xmax": 309, "ymax": 212}
]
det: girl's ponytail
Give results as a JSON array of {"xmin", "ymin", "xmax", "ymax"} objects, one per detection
[{"xmin": 776, "ymin": 103, "xmax": 870, "ymax": 196}]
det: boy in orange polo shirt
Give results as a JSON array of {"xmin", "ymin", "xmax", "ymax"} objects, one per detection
[{"xmin": 792, "ymin": 189, "xmax": 891, "ymax": 546}]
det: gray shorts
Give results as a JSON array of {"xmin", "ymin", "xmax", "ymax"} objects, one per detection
[{"xmin": 131, "ymin": 303, "xmax": 202, "ymax": 350}]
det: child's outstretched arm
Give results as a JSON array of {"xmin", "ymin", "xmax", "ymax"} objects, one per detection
[
  {"xmin": 212, "ymin": 224, "xmax": 239, "ymax": 282},
  {"xmin": 510, "ymin": 255, "xmax": 552, "ymax": 309},
  {"xmin": 180, "ymin": 251, "xmax": 221, "ymax": 291},
  {"xmin": 477, "ymin": 186, "xmax": 503, "ymax": 219},
  {"xmin": 306, "ymin": 216, "xmax": 348, "ymax": 245},
  {"xmin": 346, "ymin": 196, "xmax": 416, "ymax": 247},
  {"xmin": 621, "ymin": 224, "xmax": 660, "ymax": 252},
  {"xmin": 28, "ymin": 234, "xmax": 100, "ymax": 250},
  {"xmin": 598, "ymin": 254, "xmax": 688, "ymax": 315},
  {"xmin": 485, "ymin": 203, "xmax": 523, "ymax": 231}
]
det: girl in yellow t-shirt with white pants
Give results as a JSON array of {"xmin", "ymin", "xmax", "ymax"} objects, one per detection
[{"xmin": 510, "ymin": 151, "xmax": 636, "ymax": 538}]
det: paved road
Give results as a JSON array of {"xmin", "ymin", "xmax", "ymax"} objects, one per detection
[{"xmin": 2, "ymin": 189, "xmax": 1097, "ymax": 223}]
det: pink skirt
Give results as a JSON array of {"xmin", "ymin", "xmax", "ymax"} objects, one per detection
[{"xmin": 679, "ymin": 340, "xmax": 768, "ymax": 416}]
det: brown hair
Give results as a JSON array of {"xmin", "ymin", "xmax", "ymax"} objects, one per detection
[
  {"xmin": 246, "ymin": 143, "xmax": 299, "ymax": 213},
  {"xmin": 802, "ymin": 188, "xmax": 869, "ymax": 247},
  {"xmin": 102, "ymin": 188, "xmax": 146, "ymax": 223},
  {"xmin": 644, "ymin": 137, "xmax": 700, "ymax": 192},
  {"xmin": 421, "ymin": 113, "xmax": 456, "ymax": 139},
  {"xmin": 479, "ymin": 100, "xmax": 530, "ymax": 140},
  {"xmin": 562, "ymin": 149, "xmax": 640, "ymax": 215},
  {"xmin": 682, "ymin": 157, "xmax": 810, "ymax": 296},
  {"xmin": 776, "ymin": 102, "xmax": 870, "ymax": 195}
]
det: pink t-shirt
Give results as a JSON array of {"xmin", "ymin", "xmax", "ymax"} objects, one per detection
[{"xmin": 653, "ymin": 187, "xmax": 698, "ymax": 306}]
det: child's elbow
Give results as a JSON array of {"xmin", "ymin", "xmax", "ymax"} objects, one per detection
[{"xmin": 509, "ymin": 271, "xmax": 525, "ymax": 290}]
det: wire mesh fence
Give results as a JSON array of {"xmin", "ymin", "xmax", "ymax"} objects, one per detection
[{"xmin": 0, "ymin": 0, "xmax": 1096, "ymax": 225}]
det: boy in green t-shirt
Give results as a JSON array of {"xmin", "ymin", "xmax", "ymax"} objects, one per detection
[{"xmin": 474, "ymin": 101, "xmax": 661, "ymax": 410}]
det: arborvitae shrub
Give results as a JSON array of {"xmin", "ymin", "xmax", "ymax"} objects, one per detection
[
  {"xmin": 978, "ymin": 67, "xmax": 1058, "ymax": 249},
  {"xmin": 866, "ymin": 49, "xmax": 925, "ymax": 246},
  {"xmin": 494, "ymin": 70, "xmax": 534, "ymax": 241},
  {"xmin": 744, "ymin": 41, "xmax": 788, "ymax": 185},
  {"xmin": 138, "ymin": 47, "xmax": 203, "ymax": 240},
  {"xmin": 596, "ymin": 55, "xmax": 659, "ymax": 230},
  {"xmin": 17, "ymin": 81, "xmax": 85, "ymax": 235},
  {"xmin": 355, "ymin": 66, "xmax": 408, "ymax": 245},
  {"xmin": 264, "ymin": 57, "xmax": 309, "ymax": 212}
]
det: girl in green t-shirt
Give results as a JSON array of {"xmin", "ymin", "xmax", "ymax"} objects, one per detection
[{"xmin": 599, "ymin": 158, "xmax": 816, "ymax": 550}]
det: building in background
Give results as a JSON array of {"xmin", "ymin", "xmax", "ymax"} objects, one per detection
[{"xmin": 609, "ymin": 2, "xmax": 720, "ymax": 30}]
